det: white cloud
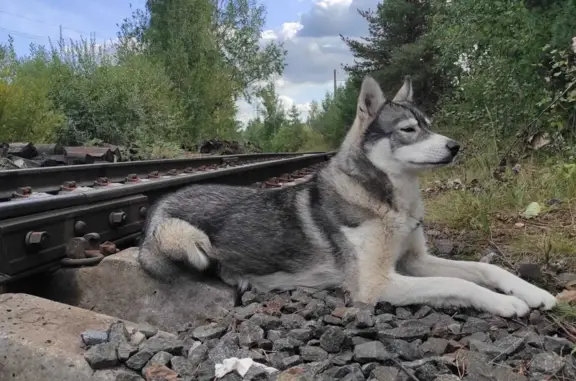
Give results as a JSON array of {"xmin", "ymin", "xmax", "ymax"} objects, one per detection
[
  {"xmin": 316, "ymin": 0, "xmax": 353, "ymax": 10},
  {"xmin": 237, "ymin": 0, "xmax": 379, "ymax": 124},
  {"xmin": 236, "ymin": 78, "xmax": 334, "ymax": 127},
  {"xmin": 280, "ymin": 22, "xmax": 303, "ymax": 40}
]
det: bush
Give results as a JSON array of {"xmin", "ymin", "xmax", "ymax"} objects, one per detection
[
  {"xmin": 0, "ymin": 42, "xmax": 65, "ymax": 142},
  {"xmin": 0, "ymin": 37, "xmax": 186, "ymax": 150},
  {"xmin": 0, "ymin": 0, "xmax": 285, "ymax": 153},
  {"xmin": 46, "ymin": 40, "xmax": 185, "ymax": 147}
]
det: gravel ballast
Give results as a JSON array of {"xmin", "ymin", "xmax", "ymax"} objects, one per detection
[{"xmin": 80, "ymin": 287, "xmax": 576, "ymax": 381}]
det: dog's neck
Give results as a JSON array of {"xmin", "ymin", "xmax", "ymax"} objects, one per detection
[
  {"xmin": 321, "ymin": 152, "xmax": 423, "ymax": 221},
  {"xmin": 387, "ymin": 171, "xmax": 423, "ymax": 218}
]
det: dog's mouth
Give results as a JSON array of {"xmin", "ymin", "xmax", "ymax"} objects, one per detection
[{"xmin": 408, "ymin": 158, "xmax": 454, "ymax": 166}]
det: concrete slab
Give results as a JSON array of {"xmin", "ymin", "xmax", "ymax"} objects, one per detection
[
  {"xmin": 11, "ymin": 248, "xmax": 237, "ymax": 332},
  {"xmin": 0, "ymin": 293, "xmax": 142, "ymax": 380}
]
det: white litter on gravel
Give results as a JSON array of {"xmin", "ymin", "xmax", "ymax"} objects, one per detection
[{"xmin": 214, "ymin": 357, "xmax": 278, "ymax": 378}]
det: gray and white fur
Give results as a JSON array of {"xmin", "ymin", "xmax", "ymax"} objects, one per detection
[{"xmin": 138, "ymin": 75, "xmax": 557, "ymax": 317}]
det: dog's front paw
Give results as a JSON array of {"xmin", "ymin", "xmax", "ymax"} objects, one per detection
[
  {"xmin": 500, "ymin": 279, "xmax": 557, "ymax": 310},
  {"xmin": 510, "ymin": 285, "xmax": 557, "ymax": 310},
  {"xmin": 486, "ymin": 294, "xmax": 530, "ymax": 318}
]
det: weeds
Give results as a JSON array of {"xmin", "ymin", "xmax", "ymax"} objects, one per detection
[{"xmin": 422, "ymin": 137, "xmax": 576, "ymax": 270}]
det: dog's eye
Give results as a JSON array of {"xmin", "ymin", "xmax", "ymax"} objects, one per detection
[{"xmin": 401, "ymin": 127, "xmax": 416, "ymax": 133}]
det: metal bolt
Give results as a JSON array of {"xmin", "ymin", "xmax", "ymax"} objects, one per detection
[
  {"xmin": 84, "ymin": 232, "xmax": 101, "ymax": 242},
  {"xmin": 66, "ymin": 237, "xmax": 88, "ymax": 259},
  {"xmin": 166, "ymin": 169, "xmax": 179, "ymax": 176},
  {"xmin": 109, "ymin": 211, "xmax": 127, "ymax": 227},
  {"xmin": 25, "ymin": 231, "xmax": 49, "ymax": 251},
  {"xmin": 148, "ymin": 171, "xmax": 160, "ymax": 179},
  {"xmin": 61, "ymin": 181, "xmax": 76, "ymax": 191},
  {"xmin": 279, "ymin": 174, "xmax": 292, "ymax": 183},
  {"xmin": 125, "ymin": 173, "xmax": 139, "ymax": 183},
  {"xmin": 139, "ymin": 206, "xmax": 148, "ymax": 218},
  {"xmin": 94, "ymin": 177, "xmax": 109, "ymax": 187},
  {"xmin": 265, "ymin": 178, "xmax": 282, "ymax": 188},
  {"xmin": 12, "ymin": 186, "xmax": 32, "ymax": 198},
  {"xmin": 74, "ymin": 220, "xmax": 87, "ymax": 236}
]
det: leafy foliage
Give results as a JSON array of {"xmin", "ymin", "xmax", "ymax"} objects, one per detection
[
  {"xmin": 241, "ymin": 82, "xmax": 335, "ymax": 152},
  {"xmin": 50, "ymin": 40, "xmax": 184, "ymax": 147},
  {"xmin": 536, "ymin": 41, "xmax": 576, "ymax": 151},
  {"xmin": 342, "ymin": 0, "xmax": 450, "ymax": 112},
  {"xmin": 250, "ymin": 0, "xmax": 576, "ymax": 157},
  {"xmin": 3, "ymin": 0, "xmax": 576, "ymax": 159},
  {"xmin": 117, "ymin": 0, "xmax": 286, "ymax": 143},
  {"xmin": 0, "ymin": 38, "xmax": 65, "ymax": 143},
  {"xmin": 1, "ymin": 0, "xmax": 285, "ymax": 153}
]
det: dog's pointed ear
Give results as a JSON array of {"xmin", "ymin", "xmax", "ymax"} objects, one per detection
[
  {"xmin": 392, "ymin": 75, "xmax": 413, "ymax": 103},
  {"xmin": 357, "ymin": 75, "xmax": 386, "ymax": 122}
]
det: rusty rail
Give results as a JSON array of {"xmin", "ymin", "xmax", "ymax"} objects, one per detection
[{"xmin": 0, "ymin": 152, "xmax": 316, "ymax": 202}]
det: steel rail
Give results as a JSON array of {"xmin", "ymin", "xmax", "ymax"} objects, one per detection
[
  {"xmin": 0, "ymin": 152, "xmax": 317, "ymax": 201},
  {"xmin": 0, "ymin": 152, "xmax": 335, "ymax": 284}
]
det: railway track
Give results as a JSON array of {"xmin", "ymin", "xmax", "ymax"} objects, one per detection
[{"xmin": 0, "ymin": 151, "xmax": 335, "ymax": 285}]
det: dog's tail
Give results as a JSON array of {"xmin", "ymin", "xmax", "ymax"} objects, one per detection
[{"xmin": 138, "ymin": 217, "xmax": 213, "ymax": 281}]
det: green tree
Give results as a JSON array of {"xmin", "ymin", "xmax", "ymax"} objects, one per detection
[
  {"xmin": 118, "ymin": 0, "xmax": 286, "ymax": 143},
  {"xmin": 215, "ymin": 0, "xmax": 287, "ymax": 100},
  {"xmin": 287, "ymin": 104, "xmax": 301, "ymax": 125},
  {"xmin": 43, "ymin": 37, "xmax": 184, "ymax": 147},
  {"xmin": 119, "ymin": 0, "xmax": 234, "ymax": 142},
  {"xmin": 428, "ymin": 0, "xmax": 565, "ymax": 141},
  {"xmin": 0, "ymin": 39, "xmax": 64, "ymax": 143},
  {"xmin": 270, "ymin": 104, "xmax": 305, "ymax": 152},
  {"xmin": 243, "ymin": 117, "xmax": 265, "ymax": 147},
  {"xmin": 309, "ymin": 78, "xmax": 359, "ymax": 148},
  {"xmin": 256, "ymin": 82, "xmax": 287, "ymax": 144},
  {"xmin": 342, "ymin": 0, "xmax": 449, "ymax": 112},
  {"xmin": 307, "ymin": 100, "xmax": 321, "ymax": 128}
]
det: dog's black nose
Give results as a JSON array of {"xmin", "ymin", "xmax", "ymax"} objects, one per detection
[{"xmin": 446, "ymin": 140, "xmax": 460, "ymax": 156}]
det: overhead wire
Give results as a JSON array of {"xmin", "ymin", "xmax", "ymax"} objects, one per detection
[
  {"xmin": 0, "ymin": 9, "xmax": 94, "ymax": 37},
  {"xmin": 0, "ymin": 8, "xmax": 116, "ymax": 43}
]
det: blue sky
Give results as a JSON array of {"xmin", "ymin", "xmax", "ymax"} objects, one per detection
[{"xmin": 0, "ymin": 0, "xmax": 379, "ymax": 122}]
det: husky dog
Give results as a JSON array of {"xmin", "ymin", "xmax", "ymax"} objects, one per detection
[{"xmin": 138, "ymin": 75, "xmax": 557, "ymax": 317}]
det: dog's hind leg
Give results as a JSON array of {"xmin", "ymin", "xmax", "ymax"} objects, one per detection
[
  {"xmin": 400, "ymin": 229, "xmax": 557, "ymax": 311},
  {"xmin": 138, "ymin": 217, "xmax": 212, "ymax": 281}
]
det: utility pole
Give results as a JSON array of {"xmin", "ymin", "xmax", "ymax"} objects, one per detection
[{"xmin": 333, "ymin": 69, "xmax": 337, "ymax": 95}]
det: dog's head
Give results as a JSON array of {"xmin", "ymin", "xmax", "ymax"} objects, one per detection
[{"xmin": 348, "ymin": 75, "xmax": 460, "ymax": 174}]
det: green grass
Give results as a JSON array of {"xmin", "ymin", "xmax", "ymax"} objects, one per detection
[
  {"xmin": 421, "ymin": 132, "xmax": 576, "ymax": 271},
  {"xmin": 419, "ymin": 134, "xmax": 576, "ymax": 329}
]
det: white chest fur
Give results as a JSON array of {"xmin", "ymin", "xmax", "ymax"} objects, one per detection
[
  {"xmin": 341, "ymin": 210, "xmax": 420, "ymax": 270},
  {"xmin": 339, "ymin": 172, "xmax": 424, "ymax": 264}
]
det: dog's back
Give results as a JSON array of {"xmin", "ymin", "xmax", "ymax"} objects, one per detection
[{"xmin": 138, "ymin": 178, "xmax": 347, "ymax": 292}]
